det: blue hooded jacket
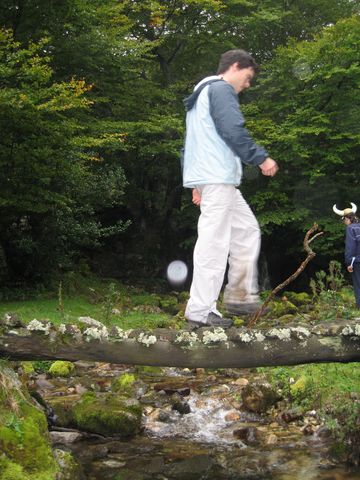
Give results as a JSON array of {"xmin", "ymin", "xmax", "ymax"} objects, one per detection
[{"xmin": 182, "ymin": 75, "xmax": 268, "ymax": 188}]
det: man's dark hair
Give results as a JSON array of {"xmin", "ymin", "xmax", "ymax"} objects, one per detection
[{"xmin": 217, "ymin": 49, "xmax": 259, "ymax": 75}]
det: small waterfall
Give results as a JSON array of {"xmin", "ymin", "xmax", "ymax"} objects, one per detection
[{"xmin": 144, "ymin": 392, "xmax": 245, "ymax": 446}]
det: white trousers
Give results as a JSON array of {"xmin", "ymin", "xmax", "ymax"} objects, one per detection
[{"xmin": 185, "ymin": 184, "xmax": 261, "ymax": 323}]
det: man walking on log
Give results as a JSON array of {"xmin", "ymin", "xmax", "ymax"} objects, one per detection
[{"xmin": 182, "ymin": 49, "xmax": 279, "ymax": 329}]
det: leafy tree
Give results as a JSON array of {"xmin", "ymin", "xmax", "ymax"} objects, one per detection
[
  {"xmin": 0, "ymin": 29, "xmax": 127, "ymax": 283},
  {"xmin": 242, "ymin": 15, "xmax": 360, "ymax": 281},
  {"xmin": 0, "ymin": 0, "xmax": 359, "ymax": 286}
]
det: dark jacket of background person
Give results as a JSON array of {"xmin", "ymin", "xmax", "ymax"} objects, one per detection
[{"xmin": 345, "ymin": 223, "xmax": 360, "ymax": 266}]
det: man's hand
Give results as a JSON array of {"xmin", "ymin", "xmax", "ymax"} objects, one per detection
[
  {"xmin": 347, "ymin": 265, "xmax": 354, "ymax": 273},
  {"xmin": 260, "ymin": 157, "xmax": 279, "ymax": 177},
  {"xmin": 192, "ymin": 188, "xmax": 201, "ymax": 206}
]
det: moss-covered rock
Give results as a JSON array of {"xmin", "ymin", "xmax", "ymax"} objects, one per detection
[
  {"xmin": 72, "ymin": 392, "xmax": 142, "ymax": 437},
  {"xmin": 0, "ymin": 457, "xmax": 30, "ymax": 480},
  {"xmin": 19, "ymin": 362, "xmax": 35, "ymax": 375},
  {"xmin": 112, "ymin": 373, "xmax": 136, "ymax": 393},
  {"xmin": 0, "ymin": 367, "xmax": 60, "ymax": 480},
  {"xmin": 0, "ymin": 404, "xmax": 57, "ymax": 474},
  {"xmin": 53, "ymin": 449, "xmax": 84, "ymax": 480},
  {"xmin": 48, "ymin": 361, "xmax": 75, "ymax": 378},
  {"xmin": 45, "ymin": 394, "xmax": 79, "ymax": 428}
]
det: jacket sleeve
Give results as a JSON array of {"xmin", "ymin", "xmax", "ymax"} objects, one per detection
[
  {"xmin": 208, "ymin": 82, "xmax": 268, "ymax": 166},
  {"xmin": 345, "ymin": 226, "xmax": 357, "ymax": 266}
]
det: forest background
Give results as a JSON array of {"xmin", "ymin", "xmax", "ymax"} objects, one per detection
[{"xmin": 0, "ymin": 0, "xmax": 359, "ymax": 294}]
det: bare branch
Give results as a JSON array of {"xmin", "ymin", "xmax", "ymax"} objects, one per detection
[{"xmin": 248, "ymin": 223, "xmax": 323, "ymax": 328}]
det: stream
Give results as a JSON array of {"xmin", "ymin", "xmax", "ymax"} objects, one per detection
[{"xmin": 38, "ymin": 364, "xmax": 360, "ymax": 480}]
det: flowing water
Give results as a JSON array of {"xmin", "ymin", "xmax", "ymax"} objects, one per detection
[{"xmin": 49, "ymin": 366, "xmax": 360, "ymax": 480}]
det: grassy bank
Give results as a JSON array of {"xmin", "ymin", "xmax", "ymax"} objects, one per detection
[
  {"xmin": 0, "ymin": 275, "xmax": 184, "ymax": 330},
  {"xmin": 258, "ymin": 362, "xmax": 360, "ymax": 463}
]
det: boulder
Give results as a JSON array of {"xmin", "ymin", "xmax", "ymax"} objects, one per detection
[
  {"xmin": 241, "ymin": 382, "xmax": 279, "ymax": 413},
  {"xmin": 72, "ymin": 392, "xmax": 142, "ymax": 437},
  {"xmin": 233, "ymin": 426, "xmax": 260, "ymax": 445}
]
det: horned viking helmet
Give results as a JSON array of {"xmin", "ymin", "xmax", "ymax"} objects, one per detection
[{"xmin": 332, "ymin": 202, "xmax": 357, "ymax": 217}]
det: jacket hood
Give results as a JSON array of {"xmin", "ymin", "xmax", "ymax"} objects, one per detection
[{"xmin": 184, "ymin": 76, "xmax": 223, "ymax": 111}]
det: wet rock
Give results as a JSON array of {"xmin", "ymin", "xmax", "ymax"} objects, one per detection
[
  {"xmin": 72, "ymin": 443, "xmax": 109, "ymax": 462},
  {"xmin": 207, "ymin": 384, "xmax": 231, "ymax": 398},
  {"xmin": 139, "ymin": 389, "xmax": 168, "ymax": 408},
  {"xmin": 95, "ymin": 377, "xmax": 113, "ymax": 392},
  {"xmin": 302, "ymin": 424, "xmax": 315, "ymax": 435},
  {"xmin": 265, "ymin": 433, "xmax": 278, "ymax": 445},
  {"xmin": 233, "ymin": 426, "xmax": 260, "ymax": 445},
  {"xmin": 93, "ymin": 362, "xmax": 113, "ymax": 375},
  {"xmin": 75, "ymin": 384, "xmax": 88, "ymax": 395},
  {"xmin": 236, "ymin": 411, "xmax": 268, "ymax": 424},
  {"xmin": 158, "ymin": 410, "xmax": 176, "ymax": 423},
  {"xmin": 153, "ymin": 381, "xmax": 190, "ymax": 397},
  {"xmin": 165, "ymin": 454, "xmax": 214, "ymax": 479},
  {"xmin": 98, "ymin": 458, "xmax": 126, "ymax": 469},
  {"xmin": 241, "ymin": 382, "xmax": 279, "ymax": 413},
  {"xmin": 171, "ymin": 393, "xmax": 191, "ymax": 414},
  {"xmin": 54, "ymin": 449, "xmax": 85, "ymax": 480},
  {"xmin": 315, "ymin": 425, "xmax": 332, "ymax": 439},
  {"xmin": 74, "ymin": 361, "xmax": 96, "ymax": 373},
  {"xmin": 278, "ymin": 408, "xmax": 303, "ymax": 424},
  {"xmin": 35, "ymin": 374, "xmax": 55, "ymax": 390},
  {"xmin": 50, "ymin": 431, "xmax": 83, "ymax": 444},
  {"xmin": 233, "ymin": 377, "xmax": 249, "ymax": 387},
  {"xmin": 225, "ymin": 411, "xmax": 241, "ymax": 422}
]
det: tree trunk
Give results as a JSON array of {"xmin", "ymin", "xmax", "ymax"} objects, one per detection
[{"xmin": 1, "ymin": 321, "xmax": 359, "ymax": 368}]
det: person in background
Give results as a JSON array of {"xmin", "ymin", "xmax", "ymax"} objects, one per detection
[
  {"xmin": 333, "ymin": 202, "xmax": 360, "ymax": 308},
  {"xmin": 182, "ymin": 49, "xmax": 279, "ymax": 329}
]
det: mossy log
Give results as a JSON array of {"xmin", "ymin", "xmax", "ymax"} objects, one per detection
[{"xmin": 0, "ymin": 320, "xmax": 359, "ymax": 368}]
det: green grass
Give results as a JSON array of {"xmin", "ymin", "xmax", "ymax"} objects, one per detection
[
  {"xmin": 259, "ymin": 363, "xmax": 360, "ymax": 408},
  {"xmin": 0, "ymin": 297, "xmax": 174, "ymax": 329},
  {"xmin": 0, "ymin": 298, "xmax": 103, "ymax": 325},
  {"xmin": 258, "ymin": 362, "xmax": 360, "ymax": 460},
  {"xmin": 0, "ymin": 273, "xmax": 184, "ymax": 330}
]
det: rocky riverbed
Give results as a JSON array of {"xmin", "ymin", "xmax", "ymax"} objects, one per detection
[{"xmin": 20, "ymin": 361, "xmax": 360, "ymax": 480}]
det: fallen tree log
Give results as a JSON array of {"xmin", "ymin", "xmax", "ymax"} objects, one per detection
[{"xmin": 1, "ymin": 319, "xmax": 359, "ymax": 368}]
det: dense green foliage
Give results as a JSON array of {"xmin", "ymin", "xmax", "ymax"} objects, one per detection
[{"xmin": 0, "ymin": 0, "xmax": 359, "ymax": 287}]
